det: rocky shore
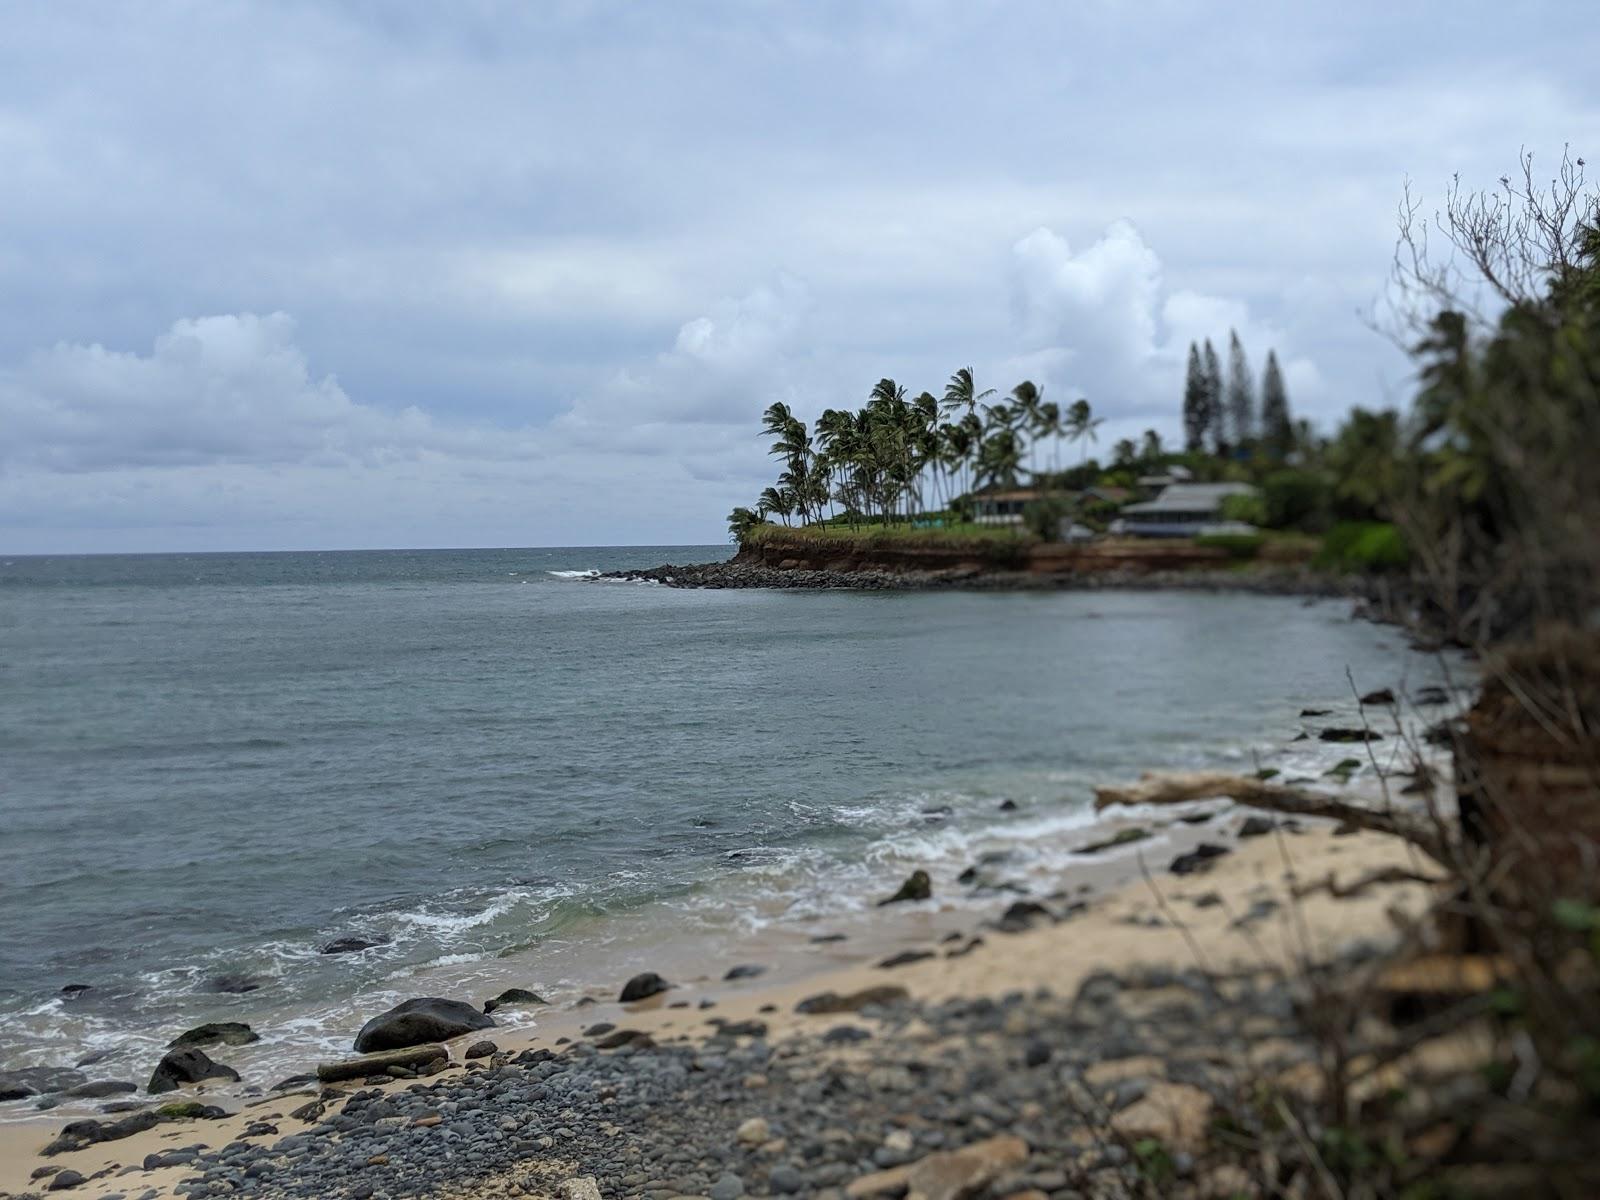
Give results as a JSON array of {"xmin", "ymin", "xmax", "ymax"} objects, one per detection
[
  {"xmin": 601, "ymin": 559, "xmax": 1357, "ymax": 597},
  {"xmin": 1, "ymin": 823, "xmax": 1433, "ymax": 1200}
]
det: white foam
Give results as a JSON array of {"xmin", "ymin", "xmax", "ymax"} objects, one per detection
[{"xmin": 547, "ymin": 569, "xmax": 600, "ymax": 580}]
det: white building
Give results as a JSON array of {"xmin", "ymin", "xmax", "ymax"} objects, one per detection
[{"xmin": 1113, "ymin": 482, "xmax": 1258, "ymax": 538}]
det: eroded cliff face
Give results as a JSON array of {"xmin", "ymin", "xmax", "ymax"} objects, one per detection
[{"xmin": 733, "ymin": 536, "xmax": 1231, "ymax": 577}]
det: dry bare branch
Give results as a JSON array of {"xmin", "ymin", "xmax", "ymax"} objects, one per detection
[{"xmin": 1093, "ymin": 771, "xmax": 1454, "ymax": 863}]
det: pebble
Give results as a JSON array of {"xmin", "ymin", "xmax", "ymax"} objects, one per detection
[{"xmin": 29, "ymin": 944, "xmax": 1344, "ymax": 1200}]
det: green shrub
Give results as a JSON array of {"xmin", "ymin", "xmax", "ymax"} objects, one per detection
[
  {"xmin": 1315, "ymin": 521, "xmax": 1410, "ymax": 572},
  {"xmin": 1261, "ymin": 469, "xmax": 1334, "ymax": 532},
  {"xmin": 1023, "ymin": 496, "xmax": 1070, "ymax": 542},
  {"xmin": 1195, "ymin": 532, "xmax": 1264, "ymax": 559},
  {"xmin": 1219, "ymin": 492, "xmax": 1268, "ymax": 525}
]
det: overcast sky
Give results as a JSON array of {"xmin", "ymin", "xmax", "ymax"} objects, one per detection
[{"xmin": 1, "ymin": 1, "xmax": 1593, "ymax": 553}]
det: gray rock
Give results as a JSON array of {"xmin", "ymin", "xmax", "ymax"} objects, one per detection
[
  {"xmin": 147, "ymin": 1049, "xmax": 240, "ymax": 1095},
  {"xmin": 63, "ymin": 1080, "xmax": 137, "ymax": 1098},
  {"xmin": 0, "ymin": 1066, "xmax": 87, "ymax": 1100},
  {"xmin": 709, "ymin": 1172, "xmax": 745, "ymax": 1200},
  {"xmin": 768, "ymin": 1164, "xmax": 804, "ymax": 1193},
  {"xmin": 353, "ymin": 998, "xmax": 494, "ymax": 1053}
]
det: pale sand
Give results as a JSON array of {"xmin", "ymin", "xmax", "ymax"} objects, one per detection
[{"xmin": 0, "ymin": 819, "xmax": 1432, "ymax": 1197}]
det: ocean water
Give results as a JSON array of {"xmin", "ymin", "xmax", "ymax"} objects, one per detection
[{"xmin": 0, "ymin": 547, "xmax": 1463, "ymax": 1098}]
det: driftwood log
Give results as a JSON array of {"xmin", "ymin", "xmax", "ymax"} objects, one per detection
[{"xmin": 1092, "ymin": 771, "xmax": 1452, "ymax": 864}]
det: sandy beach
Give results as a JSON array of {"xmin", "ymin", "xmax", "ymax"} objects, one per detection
[{"xmin": 1, "ymin": 811, "xmax": 1433, "ymax": 1199}]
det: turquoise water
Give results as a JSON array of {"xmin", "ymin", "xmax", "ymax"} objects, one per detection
[{"xmin": 0, "ymin": 547, "xmax": 1457, "ymax": 1087}]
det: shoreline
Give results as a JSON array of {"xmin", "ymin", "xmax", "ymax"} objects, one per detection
[
  {"xmin": 0, "ymin": 816, "xmax": 1435, "ymax": 1198},
  {"xmin": 599, "ymin": 558, "xmax": 1371, "ymax": 599}
]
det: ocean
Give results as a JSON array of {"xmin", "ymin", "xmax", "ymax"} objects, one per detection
[{"xmin": 0, "ymin": 546, "xmax": 1461, "ymax": 1100}]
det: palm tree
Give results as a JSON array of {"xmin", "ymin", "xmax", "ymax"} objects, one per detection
[
  {"xmin": 1140, "ymin": 428, "xmax": 1163, "ymax": 463},
  {"xmin": 941, "ymin": 367, "xmax": 995, "ymax": 423},
  {"xmin": 1010, "ymin": 380, "xmax": 1044, "ymax": 478},
  {"xmin": 1066, "ymin": 398, "xmax": 1103, "ymax": 465},
  {"xmin": 760, "ymin": 402, "xmax": 815, "ymax": 525},
  {"xmin": 727, "ymin": 506, "xmax": 763, "ymax": 541},
  {"xmin": 758, "ymin": 484, "xmax": 796, "ymax": 527},
  {"xmin": 942, "ymin": 368, "xmax": 995, "ymax": 503}
]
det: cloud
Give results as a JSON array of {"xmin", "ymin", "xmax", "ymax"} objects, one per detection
[
  {"xmin": 0, "ymin": 313, "xmax": 541, "ymax": 474},
  {"xmin": 1004, "ymin": 222, "xmax": 1324, "ymax": 434}
]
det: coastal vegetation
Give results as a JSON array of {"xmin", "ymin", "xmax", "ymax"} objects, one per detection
[{"xmin": 1089, "ymin": 148, "xmax": 1600, "ymax": 1196}]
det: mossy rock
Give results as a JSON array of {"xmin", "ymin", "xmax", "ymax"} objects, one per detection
[
  {"xmin": 156, "ymin": 1101, "xmax": 209, "ymax": 1119},
  {"xmin": 168, "ymin": 1022, "xmax": 259, "ymax": 1049},
  {"xmin": 1074, "ymin": 827, "xmax": 1149, "ymax": 855}
]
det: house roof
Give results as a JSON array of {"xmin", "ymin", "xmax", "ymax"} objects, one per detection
[
  {"xmin": 973, "ymin": 487, "xmax": 1081, "ymax": 503},
  {"xmin": 1121, "ymin": 481, "xmax": 1257, "ymax": 516}
]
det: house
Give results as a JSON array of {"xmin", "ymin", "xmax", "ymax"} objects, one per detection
[
  {"xmin": 1113, "ymin": 482, "xmax": 1259, "ymax": 538},
  {"xmin": 970, "ymin": 487, "xmax": 1055, "ymax": 526},
  {"xmin": 968, "ymin": 486, "xmax": 1100, "ymax": 542}
]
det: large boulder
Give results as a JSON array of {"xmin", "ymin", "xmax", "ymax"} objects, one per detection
[
  {"xmin": 353, "ymin": 997, "xmax": 494, "ymax": 1053},
  {"xmin": 147, "ymin": 1048, "xmax": 241, "ymax": 1095}
]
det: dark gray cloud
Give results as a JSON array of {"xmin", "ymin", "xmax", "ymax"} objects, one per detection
[{"xmin": 0, "ymin": 1, "xmax": 1593, "ymax": 550}]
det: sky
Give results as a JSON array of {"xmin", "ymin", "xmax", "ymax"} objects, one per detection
[{"xmin": 1, "ymin": 1, "xmax": 1594, "ymax": 553}]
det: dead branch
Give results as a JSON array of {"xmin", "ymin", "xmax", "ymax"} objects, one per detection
[
  {"xmin": 1093, "ymin": 771, "xmax": 1454, "ymax": 863},
  {"xmin": 1292, "ymin": 865, "xmax": 1446, "ymax": 901}
]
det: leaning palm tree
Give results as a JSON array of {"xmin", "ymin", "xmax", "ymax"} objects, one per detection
[
  {"xmin": 761, "ymin": 402, "xmax": 816, "ymax": 525},
  {"xmin": 1066, "ymin": 398, "xmax": 1103, "ymax": 465},
  {"xmin": 1010, "ymin": 380, "xmax": 1043, "ymax": 478},
  {"xmin": 759, "ymin": 484, "xmax": 796, "ymax": 527},
  {"xmin": 727, "ymin": 506, "xmax": 763, "ymax": 541}
]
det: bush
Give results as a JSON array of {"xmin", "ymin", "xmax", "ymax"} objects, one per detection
[
  {"xmin": 1195, "ymin": 532, "xmax": 1264, "ymax": 559},
  {"xmin": 1261, "ymin": 469, "xmax": 1334, "ymax": 532},
  {"xmin": 1023, "ymin": 496, "xmax": 1070, "ymax": 542},
  {"xmin": 1219, "ymin": 492, "xmax": 1267, "ymax": 525},
  {"xmin": 1314, "ymin": 521, "xmax": 1410, "ymax": 572}
]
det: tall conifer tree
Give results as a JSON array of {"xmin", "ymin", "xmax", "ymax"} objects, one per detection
[
  {"xmin": 1182, "ymin": 342, "xmax": 1207, "ymax": 452},
  {"xmin": 1260, "ymin": 349, "xmax": 1293, "ymax": 460},
  {"xmin": 1226, "ymin": 330, "xmax": 1255, "ymax": 444},
  {"xmin": 1202, "ymin": 338, "xmax": 1225, "ymax": 454}
]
